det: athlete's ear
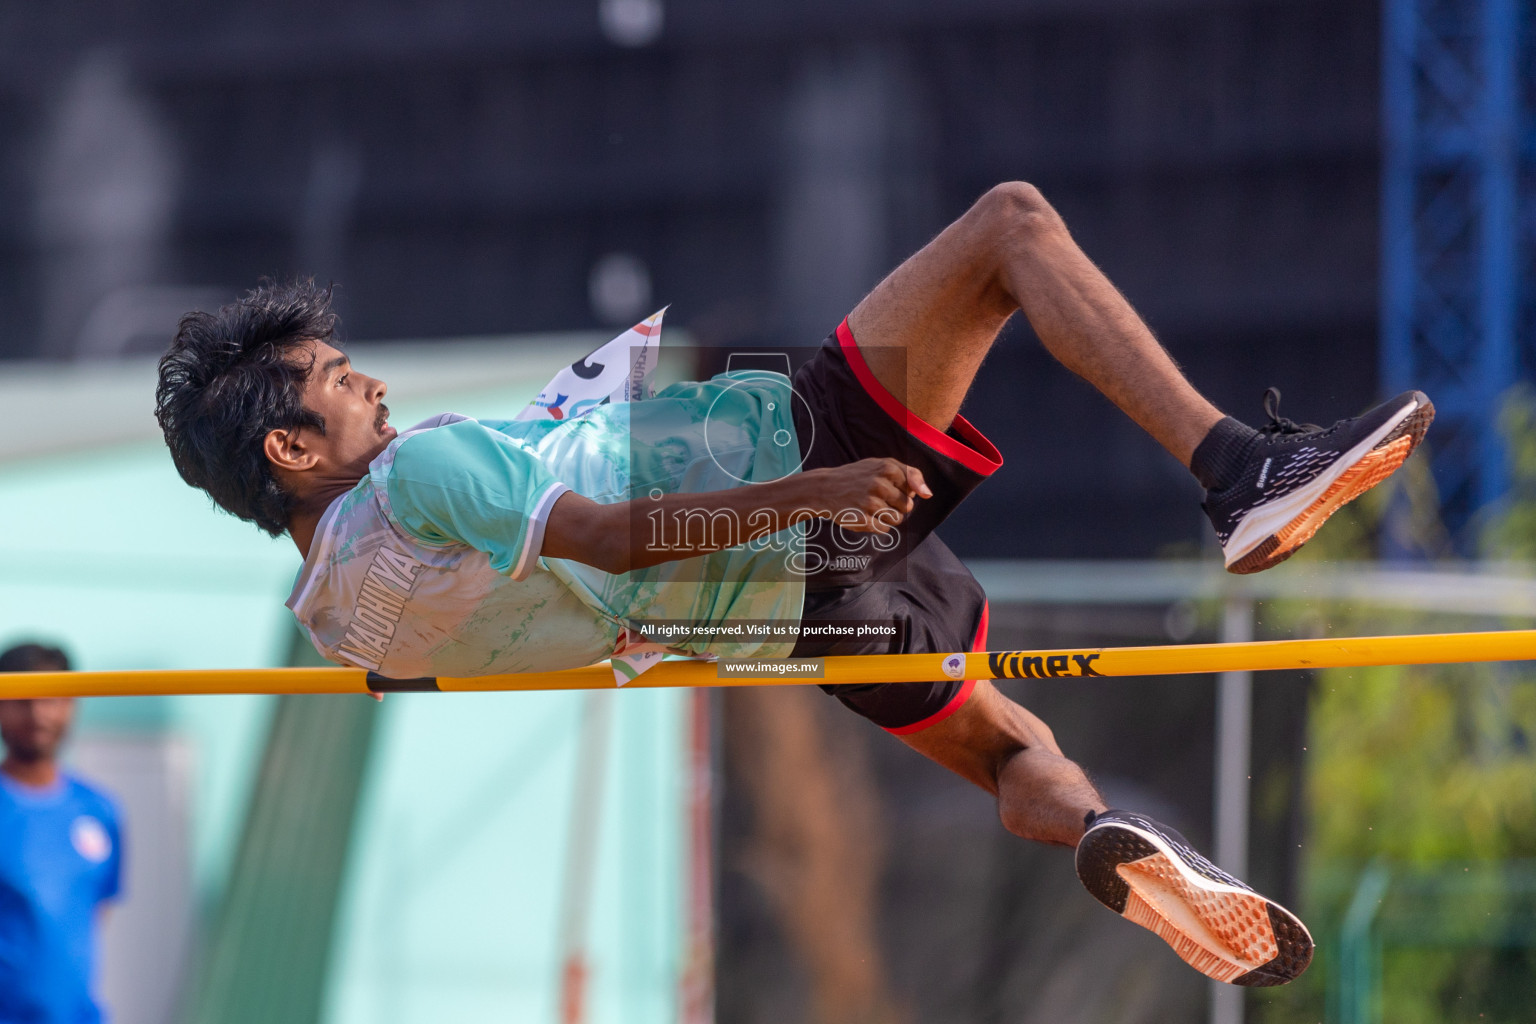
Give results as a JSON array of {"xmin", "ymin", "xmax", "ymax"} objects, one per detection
[{"xmin": 263, "ymin": 426, "xmax": 318, "ymax": 473}]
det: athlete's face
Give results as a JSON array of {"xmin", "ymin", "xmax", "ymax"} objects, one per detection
[
  {"xmin": 0, "ymin": 697, "xmax": 74, "ymax": 764},
  {"xmin": 292, "ymin": 339, "xmax": 396, "ymax": 479}
]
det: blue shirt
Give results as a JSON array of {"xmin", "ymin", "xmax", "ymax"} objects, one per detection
[{"xmin": 0, "ymin": 773, "xmax": 122, "ymax": 1024}]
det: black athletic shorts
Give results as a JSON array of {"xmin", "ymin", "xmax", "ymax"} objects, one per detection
[{"xmin": 789, "ymin": 319, "xmax": 1001, "ymax": 733}]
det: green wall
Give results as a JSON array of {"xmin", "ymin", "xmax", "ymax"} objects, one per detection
[{"xmin": 324, "ymin": 689, "xmax": 685, "ymax": 1024}]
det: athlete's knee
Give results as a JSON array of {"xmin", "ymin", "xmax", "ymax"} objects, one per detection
[
  {"xmin": 998, "ymin": 786, "xmax": 1048, "ymax": 840},
  {"xmin": 971, "ymin": 181, "xmax": 1063, "ymax": 245},
  {"xmin": 995, "ymin": 747, "xmax": 1090, "ymax": 843}
]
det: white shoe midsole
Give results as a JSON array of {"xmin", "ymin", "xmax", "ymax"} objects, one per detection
[
  {"xmin": 1223, "ymin": 398, "xmax": 1418, "ymax": 566},
  {"xmin": 1096, "ymin": 821, "xmax": 1260, "ymax": 901}
]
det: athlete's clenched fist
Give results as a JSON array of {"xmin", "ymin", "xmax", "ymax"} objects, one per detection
[{"xmin": 804, "ymin": 458, "xmax": 931, "ymax": 533}]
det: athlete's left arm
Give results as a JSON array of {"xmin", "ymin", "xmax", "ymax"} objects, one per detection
[{"xmin": 541, "ymin": 457, "xmax": 929, "ymax": 574}]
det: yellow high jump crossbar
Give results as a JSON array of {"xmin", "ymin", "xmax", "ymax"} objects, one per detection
[{"xmin": 2, "ymin": 629, "xmax": 1533, "ymax": 699}]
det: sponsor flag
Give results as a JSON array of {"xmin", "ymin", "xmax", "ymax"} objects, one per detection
[
  {"xmin": 520, "ymin": 310, "xmax": 673, "ymax": 685},
  {"xmin": 516, "ymin": 308, "xmax": 665, "ymax": 422}
]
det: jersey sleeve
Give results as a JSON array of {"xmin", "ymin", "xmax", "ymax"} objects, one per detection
[
  {"xmin": 383, "ymin": 420, "xmax": 570, "ymax": 581},
  {"xmin": 102, "ymin": 809, "xmax": 123, "ymax": 903}
]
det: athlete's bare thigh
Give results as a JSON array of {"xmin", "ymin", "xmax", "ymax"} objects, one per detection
[{"xmin": 844, "ymin": 190, "xmax": 1020, "ymax": 432}]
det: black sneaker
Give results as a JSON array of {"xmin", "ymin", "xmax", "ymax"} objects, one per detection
[
  {"xmin": 1204, "ymin": 388, "xmax": 1434, "ymax": 574},
  {"xmin": 1076, "ymin": 809, "xmax": 1313, "ymax": 986}
]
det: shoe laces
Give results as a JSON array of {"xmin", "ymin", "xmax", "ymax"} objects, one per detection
[{"xmin": 1258, "ymin": 386, "xmax": 1321, "ymax": 436}]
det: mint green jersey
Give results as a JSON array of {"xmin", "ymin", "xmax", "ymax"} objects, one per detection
[{"xmin": 286, "ymin": 372, "xmax": 805, "ymax": 678}]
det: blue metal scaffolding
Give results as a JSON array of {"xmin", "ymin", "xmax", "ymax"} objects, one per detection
[{"xmin": 1381, "ymin": 0, "xmax": 1536, "ymax": 553}]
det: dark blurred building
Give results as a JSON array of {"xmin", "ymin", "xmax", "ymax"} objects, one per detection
[{"xmin": 0, "ymin": 0, "xmax": 1383, "ymax": 561}]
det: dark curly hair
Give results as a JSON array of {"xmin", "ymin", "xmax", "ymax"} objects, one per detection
[
  {"xmin": 0, "ymin": 642, "xmax": 71, "ymax": 673},
  {"xmin": 156, "ymin": 280, "xmax": 339, "ymax": 536}
]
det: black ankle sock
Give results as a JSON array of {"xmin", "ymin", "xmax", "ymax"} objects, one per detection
[{"xmin": 1190, "ymin": 416, "xmax": 1260, "ymax": 491}]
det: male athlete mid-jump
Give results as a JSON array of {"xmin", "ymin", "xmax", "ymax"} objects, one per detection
[{"xmin": 156, "ymin": 182, "xmax": 1432, "ymax": 986}]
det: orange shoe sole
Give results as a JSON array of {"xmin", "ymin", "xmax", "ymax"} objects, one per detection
[{"xmin": 1078, "ymin": 822, "xmax": 1314, "ymax": 986}]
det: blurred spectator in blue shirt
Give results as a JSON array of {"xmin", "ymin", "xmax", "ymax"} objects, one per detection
[{"xmin": 0, "ymin": 643, "xmax": 122, "ymax": 1024}]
